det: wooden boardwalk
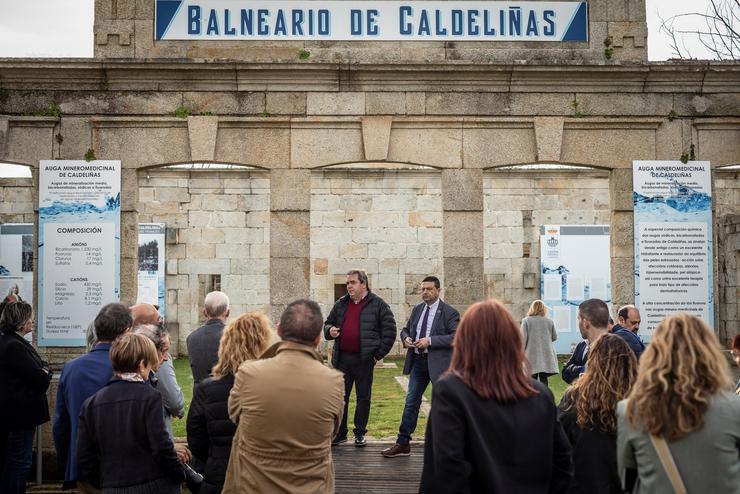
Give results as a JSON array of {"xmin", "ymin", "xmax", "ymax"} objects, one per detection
[{"xmin": 333, "ymin": 441, "xmax": 424, "ymax": 493}]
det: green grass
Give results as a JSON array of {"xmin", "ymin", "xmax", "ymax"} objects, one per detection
[
  {"xmin": 171, "ymin": 355, "xmax": 572, "ymax": 440},
  {"xmin": 171, "ymin": 357, "xmax": 194, "ymax": 438}
]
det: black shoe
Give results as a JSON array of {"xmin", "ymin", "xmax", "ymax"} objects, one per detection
[
  {"xmin": 331, "ymin": 435, "xmax": 348, "ymax": 446},
  {"xmin": 354, "ymin": 435, "xmax": 367, "ymax": 447}
]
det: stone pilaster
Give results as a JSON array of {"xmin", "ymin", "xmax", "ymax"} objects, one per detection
[
  {"xmin": 270, "ymin": 169, "xmax": 311, "ymax": 322},
  {"xmin": 609, "ymin": 167, "xmax": 635, "ymax": 310},
  {"xmin": 442, "ymin": 169, "xmax": 484, "ymax": 313}
]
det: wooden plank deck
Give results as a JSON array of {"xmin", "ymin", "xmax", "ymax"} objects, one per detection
[{"xmin": 333, "ymin": 441, "xmax": 424, "ymax": 494}]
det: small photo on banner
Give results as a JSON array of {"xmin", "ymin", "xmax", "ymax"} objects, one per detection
[
  {"xmin": 633, "ymin": 160, "xmax": 713, "ymax": 334},
  {"xmin": 540, "ymin": 225, "xmax": 611, "ymax": 354},
  {"xmin": 137, "ymin": 223, "xmax": 166, "ymax": 317}
]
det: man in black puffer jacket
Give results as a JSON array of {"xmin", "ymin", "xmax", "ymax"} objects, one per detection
[{"xmin": 324, "ymin": 269, "xmax": 397, "ymax": 447}]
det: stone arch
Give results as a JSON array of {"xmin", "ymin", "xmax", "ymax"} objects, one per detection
[{"xmin": 134, "ymin": 159, "xmax": 273, "ymax": 352}]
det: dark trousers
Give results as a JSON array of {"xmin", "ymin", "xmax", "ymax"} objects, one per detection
[
  {"xmin": 336, "ymin": 352, "xmax": 375, "ymax": 438},
  {"xmin": 397, "ymin": 354, "xmax": 431, "ymax": 445},
  {"xmin": 0, "ymin": 428, "xmax": 35, "ymax": 494},
  {"xmin": 533, "ymin": 372, "xmax": 549, "ymax": 386}
]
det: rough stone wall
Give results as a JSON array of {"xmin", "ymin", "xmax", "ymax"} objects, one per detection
[
  {"xmin": 483, "ymin": 169, "xmax": 611, "ymax": 319},
  {"xmin": 137, "ymin": 168, "xmax": 271, "ymax": 352},
  {"xmin": 310, "ymin": 168, "xmax": 443, "ymax": 354},
  {"xmin": 714, "ymin": 169, "xmax": 740, "ymax": 344},
  {"xmin": 0, "ymin": 176, "xmax": 35, "ymax": 222}
]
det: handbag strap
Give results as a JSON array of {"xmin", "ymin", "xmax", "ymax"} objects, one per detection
[{"xmin": 649, "ymin": 435, "xmax": 687, "ymax": 494}]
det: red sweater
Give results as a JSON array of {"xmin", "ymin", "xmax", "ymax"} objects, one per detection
[{"xmin": 340, "ymin": 297, "xmax": 367, "ymax": 354}]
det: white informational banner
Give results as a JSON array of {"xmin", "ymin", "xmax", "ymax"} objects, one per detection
[
  {"xmin": 633, "ymin": 161, "xmax": 713, "ymax": 334},
  {"xmin": 137, "ymin": 223, "xmax": 166, "ymax": 317},
  {"xmin": 38, "ymin": 161, "xmax": 121, "ymax": 347},
  {"xmin": 540, "ymin": 225, "xmax": 611, "ymax": 354},
  {"xmin": 155, "ymin": 0, "xmax": 588, "ymax": 41}
]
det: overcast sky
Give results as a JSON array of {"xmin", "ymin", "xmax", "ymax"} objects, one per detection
[{"xmin": 0, "ymin": 0, "xmax": 725, "ymax": 60}]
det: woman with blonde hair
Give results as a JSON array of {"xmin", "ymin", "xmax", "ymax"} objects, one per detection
[
  {"xmin": 559, "ymin": 334, "xmax": 637, "ymax": 494},
  {"xmin": 521, "ymin": 299, "xmax": 559, "ymax": 386},
  {"xmin": 186, "ymin": 312, "xmax": 273, "ymax": 494},
  {"xmin": 617, "ymin": 313, "xmax": 740, "ymax": 493}
]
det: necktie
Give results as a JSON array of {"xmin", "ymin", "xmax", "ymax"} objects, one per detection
[{"xmin": 418, "ymin": 306, "xmax": 431, "ymax": 340}]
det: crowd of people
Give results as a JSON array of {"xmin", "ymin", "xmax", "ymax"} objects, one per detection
[{"xmin": 0, "ymin": 269, "xmax": 739, "ymax": 493}]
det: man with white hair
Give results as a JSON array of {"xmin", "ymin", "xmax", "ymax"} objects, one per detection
[{"xmin": 186, "ymin": 291, "xmax": 230, "ymax": 384}]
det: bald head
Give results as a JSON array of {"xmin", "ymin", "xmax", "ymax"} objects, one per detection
[
  {"xmin": 204, "ymin": 291, "xmax": 230, "ymax": 320},
  {"xmin": 129, "ymin": 303, "xmax": 160, "ymax": 326}
]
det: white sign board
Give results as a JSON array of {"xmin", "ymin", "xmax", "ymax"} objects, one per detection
[
  {"xmin": 540, "ymin": 225, "xmax": 611, "ymax": 354},
  {"xmin": 38, "ymin": 161, "xmax": 121, "ymax": 347},
  {"xmin": 633, "ymin": 161, "xmax": 713, "ymax": 334}
]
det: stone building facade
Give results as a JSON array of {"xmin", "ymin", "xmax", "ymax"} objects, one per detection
[{"xmin": 0, "ymin": 0, "xmax": 738, "ymax": 364}]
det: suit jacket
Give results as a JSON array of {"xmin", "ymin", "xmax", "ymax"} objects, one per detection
[
  {"xmin": 400, "ymin": 300, "xmax": 460, "ymax": 383},
  {"xmin": 420, "ymin": 374, "xmax": 572, "ymax": 493},
  {"xmin": 561, "ymin": 340, "xmax": 588, "ymax": 385},
  {"xmin": 187, "ymin": 319, "xmax": 225, "ymax": 384},
  {"xmin": 0, "ymin": 331, "xmax": 51, "ymax": 430}
]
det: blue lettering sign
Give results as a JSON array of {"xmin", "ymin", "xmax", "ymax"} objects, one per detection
[
  {"xmin": 543, "ymin": 10, "xmax": 555, "ymax": 36},
  {"xmin": 207, "ymin": 9, "xmax": 219, "ymax": 35},
  {"xmin": 400, "ymin": 6, "xmax": 413, "ymax": 35},
  {"xmin": 224, "ymin": 9, "xmax": 236, "ymax": 35},
  {"xmin": 526, "ymin": 11, "xmax": 538, "ymax": 36},
  {"xmin": 292, "ymin": 10, "xmax": 304, "ymax": 35},
  {"xmin": 367, "ymin": 9, "xmax": 379, "ymax": 35},
  {"xmin": 188, "ymin": 6, "xmax": 201, "ymax": 35},
  {"xmin": 257, "ymin": 9, "xmax": 269, "ymax": 35},
  {"xmin": 451, "ymin": 10, "xmax": 463, "ymax": 35},
  {"xmin": 468, "ymin": 10, "xmax": 480, "ymax": 35}
]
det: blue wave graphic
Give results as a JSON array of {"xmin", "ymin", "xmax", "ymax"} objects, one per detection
[
  {"xmin": 0, "ymin": 265, "xmax": 10, "ymax": 276},
  {"xmin": 633, "ymin": 179, "xmax": 710, "ymax": 213},
  {"xmin": 39, "ymin": 193, "xmax": 120, "ymax": 217}
]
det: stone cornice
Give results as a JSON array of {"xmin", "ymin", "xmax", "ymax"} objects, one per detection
[{"xmin": 0, "ymin": 59, "xmax": 738, "ymax": 93}]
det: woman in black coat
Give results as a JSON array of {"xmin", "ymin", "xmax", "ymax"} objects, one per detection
[
  {"xmin": 186, "ymin": 312, "xmax": 272, "ymax": 494},
  {"xmin": 558, "ymin": 334, "xmax": 637, "ymax": 494},
  {"xmin": 0, "ymin": 301, "xmax": 52, "ymax": 494},
  {"xmin": 76, "ymin": 333, "xmax": 185, "ymax": 493},
  {"xmin": 420, "ymin": 299, "xmax": 573, "ymax": 494}
]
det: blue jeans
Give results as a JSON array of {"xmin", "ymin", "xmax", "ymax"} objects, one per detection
[
  {"xmin": 0, "ymin": 428, "xmax": 35, "ymax": 494},
  {"xmin": 397, "ymin": 355, "xmax": 431, "ymax": 445}
]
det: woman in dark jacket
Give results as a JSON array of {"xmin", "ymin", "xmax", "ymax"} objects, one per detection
[
  {"xmin": 76, "ymin": 333, "xmax": 185, "ymax": 493},
  {"xmin": 420, "ymin": 299, "xmax": 573, "ymax": 494},
  {"xmin": 558, "ymin": 334, "xmax": 637, "ymax": 494},
  {"xmin": 0, "ymin": 301, "xmax": 51, "ymax": 494},
  {"xmin": 186, "ymin": 312, "xmax": 272, "ymax": 494}
]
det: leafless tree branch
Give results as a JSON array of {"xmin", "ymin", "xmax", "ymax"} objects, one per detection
[{"xmin": 659, "ymin": 0, "xmax": 739, "ymax": 60}]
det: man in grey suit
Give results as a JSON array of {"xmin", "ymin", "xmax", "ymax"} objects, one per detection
[
  {"xmin": 382, "ymin": 276, "xmax": 460, "ymax": 457},
  {"xmin": 186, "ymin": 291, "xmax": 230, "ymax": 384}
]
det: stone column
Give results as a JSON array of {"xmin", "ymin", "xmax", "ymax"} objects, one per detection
[
  {"xmin": 442, "ymin": 169, "xmax": 484, "ymax": 313},
  {"xmin": 609, "ymin": 168, "xmax": 635, "ymax": 310},
  {"xmin": 270, "ymin": 169, "xmax": 311, "ymax": 323}
]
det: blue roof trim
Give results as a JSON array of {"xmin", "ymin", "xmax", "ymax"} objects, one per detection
[
  {"xmin": 155, "ymin": 0, "xmax": 183, "ymax": 41},
  {"xmin": 562, "ymin": 2, "xmax": 588, "ymax": 42}
]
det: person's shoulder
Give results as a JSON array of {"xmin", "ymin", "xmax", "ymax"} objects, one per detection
[{"xmin": 440, "ymin": 300, "xmax": 459, "ymax": 315}]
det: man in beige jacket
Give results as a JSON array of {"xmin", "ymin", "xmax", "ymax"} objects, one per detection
[{"xmin": 223, "ymin": 299, "xmax": 345, "ymax": 493}]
